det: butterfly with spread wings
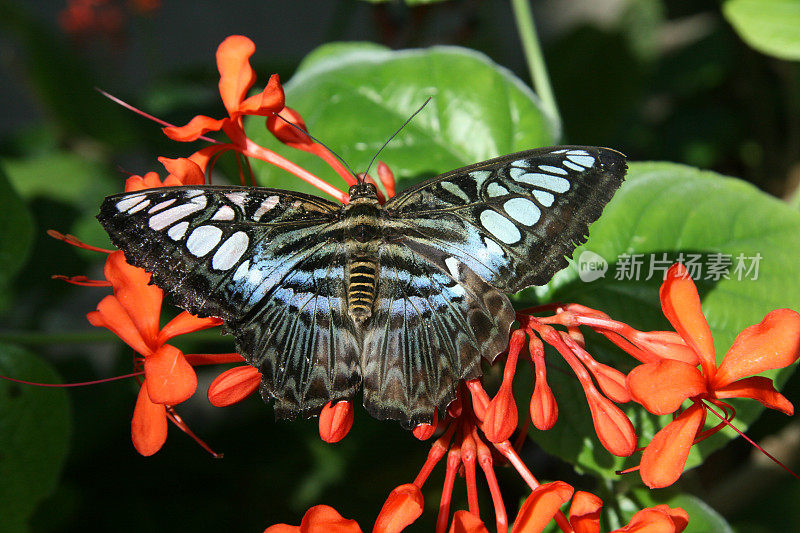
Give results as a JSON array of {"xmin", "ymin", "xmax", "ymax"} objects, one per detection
[{"xmin": 98, "ymin": 146, "xmax": 626, "ymax": 427}]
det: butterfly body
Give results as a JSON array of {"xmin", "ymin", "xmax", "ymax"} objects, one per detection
[{"xmin": 98, "ymin": 146, "xmax": 627, "ymax": 427}]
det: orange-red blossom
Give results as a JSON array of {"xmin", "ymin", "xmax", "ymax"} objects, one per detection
[
  {"xmin": 265, "ymin": 482, "xmax": 688, "ymax": 533},
  {"xmin": 627, "ymin": 263, "xmax": 800, "ymax": 487}
]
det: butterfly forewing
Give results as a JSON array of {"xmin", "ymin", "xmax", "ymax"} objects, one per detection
[{"xmin": 385, "ymin": 146, "xmax": 627, "ymax": 293}]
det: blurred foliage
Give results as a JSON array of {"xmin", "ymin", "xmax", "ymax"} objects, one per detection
[{"xmin": 0, "ymin": 0, "xmax": 799, "ymax": 531}]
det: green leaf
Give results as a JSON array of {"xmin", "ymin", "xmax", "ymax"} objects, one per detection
[
  {"xmin": 723, "ymin": 0, "xmax": 800, "ymax": 60},
  {"xmin": 246, "ymin": 43, "xmax": 557, "ymax": 198},
  {"xmin": 0, "ymin": 344, "xmax": 71, "ymax": 532},
  {"xmin": 1, "ymin": 151, "xmax": 116, "ymax": 254},
  {"xmin": 0, "ymin": 166, "xmax": 34, "ymax": 288},
  {"xmin": 527, "ymin": 162, "xmax": 800, "ymax": 478}
]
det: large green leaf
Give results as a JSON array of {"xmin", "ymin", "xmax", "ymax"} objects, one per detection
[
  {"xmin": 526, "ymin": 162, "xmax": 800, "ymax": 479},
  {"xmin": 0, "ymin": 344, "xmax": 71, "ymax": 532},
  {"xmin": 724, "ymin": 0, "xmax": 800, "ymax": 60},
  {"xmin": 0, "ymin": 167, "xmax": 34, "ymax": 290},
  {"xmin": 246, "ymin": 43, "xmax": 557, "ymax": 198}
]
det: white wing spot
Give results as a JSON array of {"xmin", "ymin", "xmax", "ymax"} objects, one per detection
[
  {"xmin": 167, "ymin": 221, "xmax": 189, "ymax": 241},
  {"xmin": 538, "ymin": 165, "xmax": 568, "ymax": 176},
  {"xmin": 567, "ymin": 154, "xmax": 595, "ymax": 168},
  {"xmin": 252, "ymin": 195, "xmax": 279, "ymax": 221},
  {"xmin": 185, "ymin": 190, "xmax": 204, "ymax": 198},
  {"xmin": 233, "ymin": 259, "xmax": 250, "ymax": 281},
  {"xmin": 127, "ymin": 199, "xmax": 150, "ymax": 214},
  {"xmin": 115, "ymin": 194, "xmax": 146, "ymax": 212},
  {"xmin": 480, "ymin": 210, "xmax": 521, "ymax": 244},
  {"xmin": 503, "ymin": 197, "xmax": 541, "ymax": 226},
  {"xmin": 186, "ymin": 225, "xmax": 222, "ymax": 257},
  {"xmin": 211, "ymin": 231, "xmax": 249, "ymax": 270},
  {"xmin": 440, "ymin": 181, "xmax": 470, "ymax": 203},
  {"xmin": 533, "ymin": 190, "xmax": 555, "ymax": 206},
  {"xmin": 511, "ymin": 170, "xmax": 570, "ymax": 193},
  {"xmin": 512, "ymin": 159, "xmax": 530, "ymax": 168},
  {"xmin": 148, "ymin": 199, "xmax": 176, "ymax": 214},
  {"xmin": 224, "ymin": 192, "xmax": 247, "ymax": 208},
  {"xmin": 469, "ymin": 170, "xmax": 492, "ymax": 189},
  {"xmin": 148, "ymin": 195, "xmax": 207, "ymax": 230},
  {"xmin": 445, "ymin": 257, "xmax": 460, "ymax": 278},
  {"xmin": 487, "ymin": 182, "xmax": 509, "ymax": 197},
  {"xmin": 211, "ymin": 205, "xmax": 235, "ymax": 221},
  {"xmin": 566, "ymin": 149, "xmax": 590, "ymax": 156},
  {"xmin": 563, "ymin": 160, "xmax": 585, "ymax": 172},
  {"xmin": 551, "ymin": 149, "xmax": 568, "ymax": 154},
  {"xmin": 483, "ymin": 237, "xmax": 505, "ymax": 258}
]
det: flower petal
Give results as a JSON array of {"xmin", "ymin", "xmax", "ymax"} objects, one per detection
[
  {"xmin": 267, "ymin": 106, "xmax": 312, "ymax": 145},
  {"xmin": 300, "ymin": 505, "xmax": 362, "ymax": 533},
  {"xmin": 125, "ymin": 171, "xmax": 164, "ymax": 192},
  {"xmin": 144, "ymin": 344, "xmax": 197, "ymax": 404},
  {"xmin": 319, "ymin": 401, "xmax": 355, "ymax": 443},
  {"xmin": 612, "ymin": 505, "xmax": 688, "ymax": 533},
  {"xmin": 208, "ymin": 365, "xmax": 261, "ymax": 407},
  {"xmin": 585, "ymin": 388, "xmax": 637, "ymax": 457},
  {"xmin": 374, "ymin": 483, "xmax": 424, "ymax": 533},
  {"xmin": 627, "ymin": 360, "xmax": 706, "ymax": 415},
  {"xmin": 87, "ymin": 295, "xmax": 151, "ymax": 356},
  {"xmin": 511, "ymin": 481, "xmax": 574, "ymax": 533},
  {"xmin": 104, "ymin": 251, "xmax": 162, "ymax": 342},
  {"xmin": 159, "ymin": 311, "xmax": 222, "ymax": 343},
  {"xmin": 240, "ymin": 73, "xmax": 285, "ymax": 116},
  {"xmin": 163, "ymin": 115, "xmax": 226, "ymax": 142},
  {"xmin": 216, "ymin": 35, "xmax": 257, "ymax": 116},
  {"xmin": 569, "ymin": 491, "xmax": 602, "ymax": 533},
  {"xmin": 449, "ymin": 510, "xmax": 490, "ymax": 533},
  {"xmin": 131, "ymin": 382, "xmax": 167, "ymax": 456},
  {"xmin": 640, "ymin": 403, "xmax": 705, "ymax": 488},
  {"xmin": 660, "ymin": 263, "xmax": 716, "ymax": 378},
  {"xmin": 713, "ymin": 309, "xmax": 800, "ymax": 388},
  {"xmin": 483, "ymin": 385, "xmax": 518, "ymax": 443},
  {"xmin": 715, "ymin": 376, "xmax": 794, "ymax": 415},
  {"xmin": 158, "ymin": 156, "xmax": 206, "ymax": 185}
]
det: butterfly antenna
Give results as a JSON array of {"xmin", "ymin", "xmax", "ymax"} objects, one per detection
[
  {"xmin": 362, "ymin": 97, "xmax": 432, "ymax": 181},
  {"xmin": 271, "ymin": 113, "xmax": 360, "ymax": 179}
]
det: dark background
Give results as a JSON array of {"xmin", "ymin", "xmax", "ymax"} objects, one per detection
[{"xmin": 1, "ymin": 1, "xmax": 799, "ymax": 531}]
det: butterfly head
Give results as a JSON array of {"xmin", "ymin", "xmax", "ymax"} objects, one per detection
[{"xmin": 348, "ymin": 181, "xmax": 379, "ymax": 202}]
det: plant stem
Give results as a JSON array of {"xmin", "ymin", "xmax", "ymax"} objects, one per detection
[{"xmin": 510, "ymin": 0, "xmax": 562, "ymax": 137}]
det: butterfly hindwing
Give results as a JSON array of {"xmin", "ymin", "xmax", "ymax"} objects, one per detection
[
  {"xmin": 99, "ymin": 185, "xmax": 360, "ymax": 416},
  {"xmin": 385, "ymin": 146, "xmax": 626, "ymax": 293},
  {"xmin": 362, "ymin": 241, "xmax": 514, "ymax": 427}
]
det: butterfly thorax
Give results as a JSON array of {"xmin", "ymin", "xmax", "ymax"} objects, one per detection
[{"xmin": 344, "ymin": 182, "xmax": 383, "ymax": 324}]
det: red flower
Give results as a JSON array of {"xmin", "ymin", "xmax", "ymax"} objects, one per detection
[
  {"xmin": 264, "ymin": 505, "xmax": 362, "ymax": 533},
  {"xmin": 627, "ymin": 263, "xmax": 800, "ymax": 487},
  {"xmin": 87, "ymin": 251, "xmax": 223, "ymax": 455},
  {"xmin": 446, "ymin": 482, "xmax": 688, "ymax": 533}
]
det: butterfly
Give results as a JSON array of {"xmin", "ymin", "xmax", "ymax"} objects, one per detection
[{"xmin": 98, "ymin": 146, "xmax": 626, "ymax": 428}]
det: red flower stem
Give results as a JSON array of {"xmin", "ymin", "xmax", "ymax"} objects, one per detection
[
  {"xmin": 97, "ymin": 88, "xmax": 221, "ymax": 145},
  {"xmin": 460, "ymin": 429, "xmax": 480, "ymax": 516},
  {"xmin": 493, "ymin": 440, "xmax": 539, "ymax": 489},
  {"xmin": 466, "ymin": 379, "xmax": 490, "ymax": 421},
  {"xmin": 473, "ymin": 428, "xmax": 508, "ymax": 533},
  {"xmin": 414, "ymin": 423, "xmax": 456, "ymax": 487},
  {"xmin": 513, "ymin": 406, "xmax": 530, "ymax": 452},
  {"xmin": 600, "ymin": 330, "xmax": 659, "ymax": 363},
  {"xmin": 47, "ymin": 230, "xmax": 114, "ymax": 254},
  {"xmin": 529, "ymin": 322, "xmax": 596, "ymax": 392},
  {"xmin": 0, "ymin": 371, "xmax": 144, "ymax": 387},
  {"xmin": 702, "ymin": 400, "xmax": 800, "ymax": 480},
  {"xmin": 436, "ymin": 446, "xmax": 462, "ymax": 533},
  {"xmin": 242, "ymin": 139, "xmax": 349, "ymax": 203},
  {"xmin": 165, "ymin": 406, "xmax": 221, "ymax": 458}
]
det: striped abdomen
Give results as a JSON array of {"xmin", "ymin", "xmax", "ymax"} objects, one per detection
[{"xmin": 348, "ymin": 257, "xmax": 377, "ymax": 323}]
